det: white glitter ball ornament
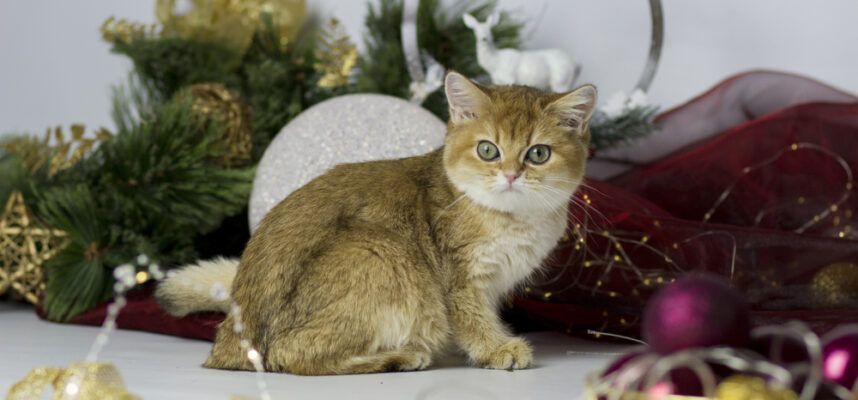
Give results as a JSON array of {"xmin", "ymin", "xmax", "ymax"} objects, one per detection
[{"xmin": 249, "ymin": 94, "xmax": 447, "ymax": 232}]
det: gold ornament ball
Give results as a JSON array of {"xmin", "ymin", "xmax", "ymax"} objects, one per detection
[
  {"xmin": 811, "ymin": 262, "xmax": 858, "ymax": 308},
  {"xmin": 715, "ymin": 375, "xmax": 797, "ymax": 400},
  {"xmin": 180, "ymin": 83, "xmax": 253, "ymax": 168}
]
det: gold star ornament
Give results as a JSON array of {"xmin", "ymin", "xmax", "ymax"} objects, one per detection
[{"xmin": 0, "ymin": 191, "xmax": 68, "ymax": 304}]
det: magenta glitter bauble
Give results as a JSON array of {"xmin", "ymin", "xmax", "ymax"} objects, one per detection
[
  {"xmin": 643, "ymin": 275, "xmax": 751, "ymax": 354},
  {"xmin": 822, "ymin": 329, "xmax": 858, "ymax": 390}
]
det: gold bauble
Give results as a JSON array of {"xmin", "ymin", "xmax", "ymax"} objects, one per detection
[
  {"xmin": 715, "ymin": 375, "xmax": 797, "ymax": 400},
  {"xmin": 181, "ymin": 83, "xmax": 253, "ymax": 168},
  {"xmin": 0, "ymin": 191, "xmax": 68, "ymax": 304},
  {"xmin": 811, "ymin": 261, "xmax": 858, "ymax": 308}
]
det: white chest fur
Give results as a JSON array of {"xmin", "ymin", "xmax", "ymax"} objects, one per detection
[{"xmin": 469, "ymin": 208, "xmax": 568, "ymax": 303}]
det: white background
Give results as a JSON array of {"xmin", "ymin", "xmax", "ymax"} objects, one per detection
[{"xmin": 1, "ymin": 0, "xmax": 857, "ymax": 134}]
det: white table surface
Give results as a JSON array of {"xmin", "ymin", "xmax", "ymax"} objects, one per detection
[{"xmin": 1, "ymin": 302, "xmax": 629, "ymax": 400}]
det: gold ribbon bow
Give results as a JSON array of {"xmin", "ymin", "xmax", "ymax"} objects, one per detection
[{"xmin": 6, "ymin": 362, "xmax": 139, "ymax": 400}]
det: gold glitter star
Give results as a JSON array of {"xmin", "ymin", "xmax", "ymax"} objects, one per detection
[{"xmin": 0, "ymin": 191, "xmax": 68, "ymax": 304}]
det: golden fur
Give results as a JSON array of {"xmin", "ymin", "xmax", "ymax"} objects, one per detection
[{"xmin": 156, "ymin": 72, "xmax": 596, "ymax": 375}]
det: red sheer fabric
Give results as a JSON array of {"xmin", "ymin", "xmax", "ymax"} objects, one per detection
[
  {"xmin": 519, "ymin": 73, "xmax": 858, "ymax": 337},
  {"xmin": 47, "ymin": 71, "xmax": 858, "ymax": 341}
]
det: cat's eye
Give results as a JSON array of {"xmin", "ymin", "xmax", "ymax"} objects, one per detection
[
  {"xmin": 476, "ymin": 141, "xmax": 500, "ymax": 161},
  {"xmin": 526, "ymin": 145, "xmax": 551, "ymax": 164}
]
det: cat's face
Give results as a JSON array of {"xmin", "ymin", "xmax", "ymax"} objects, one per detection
[{"xmin": 442, "ymin": 72, "xmax": 596, "ymax": 215}]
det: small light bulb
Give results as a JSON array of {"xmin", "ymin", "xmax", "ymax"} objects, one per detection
[{"xmin": 66, "ymin": 382, "xmax": 80, "ymax": 395}]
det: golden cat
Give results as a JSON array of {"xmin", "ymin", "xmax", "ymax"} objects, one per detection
[{"xmin": 156, "ymin": 72, "xmax": 596, "ymax": 375}]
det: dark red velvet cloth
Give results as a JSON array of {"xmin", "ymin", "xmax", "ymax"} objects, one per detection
[
  {"xmin": 44, "ymin": 71, "xmax": 858, "ymax": 341},
  {"xmin": 38, "ymin": 287, "xmax": 222, "ymax": 341}
]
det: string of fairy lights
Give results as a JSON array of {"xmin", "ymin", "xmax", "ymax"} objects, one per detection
[
  {"xmin": 702, "ymin": 142, "xmax": 854, "ymax": 235},
  {"xmin": 47, "ymin": 141, "xmax": 856, "ymax": 399},
  {"xmin": 58, "ymin": 257, "xmax": 272, "ymax": 400},
  {"xmin": 528, "ymin": 141, "xmax": 855, "ymax": 333}
]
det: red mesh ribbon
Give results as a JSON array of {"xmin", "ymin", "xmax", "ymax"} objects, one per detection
[{"xmin": 46, "ymin": 71, "xmax": 858, "ymax": 341}]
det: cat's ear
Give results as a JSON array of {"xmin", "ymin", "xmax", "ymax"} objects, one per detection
[
  {"xmin": 445, "ymin": 71, "xmax": 490, "ymax": 125},
  {"xmin": 548, "ymin": 84, "xmax": 598, "ymax": 133}
]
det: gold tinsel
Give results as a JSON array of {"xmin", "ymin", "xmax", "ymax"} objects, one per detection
[
  {"xmin": 811, "ymin": 262, "xmax": 858, "ymax": 308},
  {"xmin": 155, "ymin": 0, "xmax": 305, "ymax": 55},
  {"xmin": 314, "ymin": 18, "xmax": 358, "ymax": 88},
  {"xmin": 0, "ymin": 191, "xmax": 68, "ymax": 304},
  {"xmin": 100, "ymin": 17, "xmax": 160, "ymax": 43},
  {"xmin": 181, "ymin": 83, "xmax": 253, "ymax": 167},
  {"xmin": 1, "ymin": 125, "xmax": 112, "ymax": 178},
  {"xmin": 6, "ymin": 362, "xmax": 140, "ymax": 400},
  {"xmin": 714, "ymin": 375, "xmax": 797, "ymax": 400}
]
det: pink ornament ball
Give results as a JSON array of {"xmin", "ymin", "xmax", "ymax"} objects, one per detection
[
  {"xmin": 643, "ymin": 275, "xmax": 751, "ymax": 354},
  {"xmin": 822, "ymin": 328, "xmax": 858, "ymax": 391}
]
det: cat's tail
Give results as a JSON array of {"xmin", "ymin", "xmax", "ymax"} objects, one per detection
[{"xmin": 154, "ymin": 256, "xmax": 239, "ymax": 317}]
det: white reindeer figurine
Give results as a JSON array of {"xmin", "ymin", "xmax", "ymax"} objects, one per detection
[{"xmin": 463, "ymin": 12, "xmax": 581, "ymax": 92}]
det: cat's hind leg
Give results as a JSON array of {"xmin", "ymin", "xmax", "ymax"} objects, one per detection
[
  {"xmin": 260, "ymin": 227, "xmax": 449, "ymax": 375},
  {"xmin": 204, "ymin": 314, "xmax": 255, "ymax": 371}
]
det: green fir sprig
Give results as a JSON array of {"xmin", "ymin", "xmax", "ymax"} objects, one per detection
[
  {"xmin": 24, "ymin": 91, "xmax": 254, "ymax": 321},
  {"xmin": 590, "ymin": 105, "xmax": 660, "ymax": 150},
  {"xmin": 0, "ymin": 0, "xmax": 659, "ymax": 321}
]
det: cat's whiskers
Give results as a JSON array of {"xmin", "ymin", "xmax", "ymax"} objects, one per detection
[
  {"xmin": 566, "ymin": 192, "xmax": 610, "ymax": 225},
  {"xmin": 544, "ymin": 176, "xmax": 606, "ymax": 197},
  {"xmin": 523, "ymin": 184, "xmax": 575, "ymax": 223}
]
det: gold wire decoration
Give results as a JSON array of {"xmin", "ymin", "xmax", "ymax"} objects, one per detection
[
  {"xmin": 1, "ymin": 125, "xmax": 112, "ymax": 178},
  {"xmin": 6, "ymin": 362, "xmax": 140, "ymax": 400},
  {"xmin": 701, "ymin": 142, "xmax": 854, "ymax": 235},
  {"xmin": 540, "ymin": 141, "xmax": 855, "ymax": 333},
  {"xmin": 180, "ymin": 83, "xmax": 253, "ymax": 168},
  {"xmin": 153, "ymin": 0, "xmax": 306, "ymax": 55},
  {"xmin": 0, "ymin": 191, "xmax": 69, "ymax": 304},
  {"xmin": 314, "ymin": 18, "xmax": 358, "ymax": 88}
]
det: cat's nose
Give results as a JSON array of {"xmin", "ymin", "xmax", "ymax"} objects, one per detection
[{"xmin": 504, "ymin": 172, "xmax": 519, "ymax": 185}]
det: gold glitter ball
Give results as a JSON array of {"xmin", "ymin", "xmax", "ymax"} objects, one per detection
[
  {"xmin": 715, "ymin": 374, "xmax": 797, "ymax": 400},
  {"xmin": 811, "ymin": 262, "xmax": 858, "ymax": 308}
]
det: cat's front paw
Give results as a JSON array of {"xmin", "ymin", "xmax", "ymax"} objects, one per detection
[{"xmin": 480, "ymin": 338, "xmax": 533, "ymax": 370}]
